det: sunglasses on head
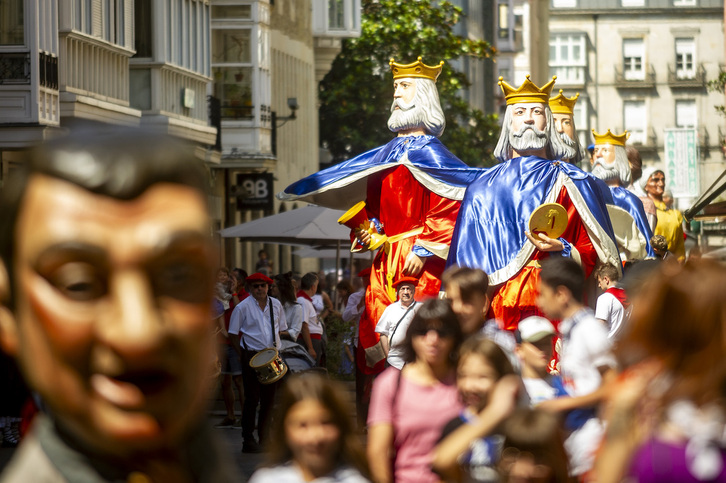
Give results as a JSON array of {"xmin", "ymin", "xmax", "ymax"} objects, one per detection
[{"xmin": 250, "ymin": 283, "xmax": 267, "ymax": 289}]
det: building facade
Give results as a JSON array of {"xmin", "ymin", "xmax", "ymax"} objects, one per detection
[
  {"xmin": 0, "ymin": 0, "xmax": 221, "ymax": 227},
  {"xmin": 549, "ymin": 0, "xmax": 724, "ymax": 209},
  {"xmin": 210, "ymin": 0, "xmax": 360, "ymax": 273}
]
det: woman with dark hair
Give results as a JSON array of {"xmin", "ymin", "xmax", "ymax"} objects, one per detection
[
  {"xmin": 367, "ymin": 298, "xmax": 465, "ymax": 483},
  {"xmin": 249, "ymin": 373, "xmax": 371, "ymax": 482},
  {"xmin": 273, "ymin": 273, "xmax": 314, "ymax": 357},
  {"xmin": 595, "ymin": 261, "xmax": 726, "ymax": 483},
  {"xmin": 336, "ymin": 280, "xmax": 354, "ymax": 310}
]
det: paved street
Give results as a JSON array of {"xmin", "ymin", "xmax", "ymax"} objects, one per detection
[
  {"xmin": 209, "ymin": 419, "xmax": 267, "ymax": 481},
  {"xmin": 0, "ymin": 380, "xmax": 356, "ymax": 481}
]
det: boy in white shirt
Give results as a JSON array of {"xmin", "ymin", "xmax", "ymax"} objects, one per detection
[
  {"xmin": 535, "ymin": 258, "xmax": 618, "ymax": 477},
  {"xmin": 594, "ymin": 264, "xmax": 629, "ymax": 339}
]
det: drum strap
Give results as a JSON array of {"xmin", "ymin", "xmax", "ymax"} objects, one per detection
[{"xmin": 269, "ymin": 298, "xmax": 276, "ymax": 348}]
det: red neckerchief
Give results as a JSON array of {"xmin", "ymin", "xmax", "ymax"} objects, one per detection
[
  {"xmin": 297, "ymin": 289, "xmax": 313, "ymax": 302},
  {"xmin": 606, "ymin": 287, "xmax": 630, "ymax": 309}
]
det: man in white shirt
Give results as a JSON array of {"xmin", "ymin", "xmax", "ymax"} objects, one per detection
[
  {"xmin": 374, "ymin": 276, "xmax": 421, "ymax": 369},
  {"xmin": 297, "ymin": 272, "xmax": 325, "ymax": 365},
  {"xmin": 229, "ymin": 272, "xmax": 288, "ymax": 453}
]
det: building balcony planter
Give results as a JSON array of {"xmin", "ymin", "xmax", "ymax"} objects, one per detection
[
  {"xmin": 667, "ymin": 63, "xmax": 706, "ymax": 89},
  {"xmin": 615, "ymin": 64, "xmax": 656, "ymax": 89}
]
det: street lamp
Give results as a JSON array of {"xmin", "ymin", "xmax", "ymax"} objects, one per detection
[{"xmin": 271, "ymin": 98, "xmax": 299, "ymax": 156}]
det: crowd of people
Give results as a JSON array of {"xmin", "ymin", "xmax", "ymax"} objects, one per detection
[
  {"xmin": 0, "ymin": 56, "xmax": 720, "ymax": 483},
  {"xmin": 227, "ymin": 254, "xmax": 725, "ymax": 483}
]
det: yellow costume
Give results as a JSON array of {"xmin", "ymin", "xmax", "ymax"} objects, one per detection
[{"xmin": 653, "ymin": 199, "xmax": 685, "ymax": 260}]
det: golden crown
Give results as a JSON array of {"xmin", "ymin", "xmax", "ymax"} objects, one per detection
[
  {"xmin": 549, "ymin": 90, "xmax": 579, "ymax": 115},
  {"xmin": 499, "ymin": 75, "xmax": 557, "ymax": 105},
  {"xmin": 592, "ymin": 129, "xmax": 629, "ymax": 147},
  {"xmin": 389, "ymin": 57, "xmax": 444, "ymax": 82}
]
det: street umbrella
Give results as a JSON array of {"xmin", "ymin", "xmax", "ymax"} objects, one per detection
[
  {"xmin": 293, "ymin": 247, "xmax": 370, "ymax": 259},
  {"xmin": 219, "ymin": 205, "xmax": 350, "ymax": 246}
]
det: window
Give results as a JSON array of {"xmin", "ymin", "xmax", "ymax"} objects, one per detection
[
  {"xmin": 74, "ymin": 0, "xmax": 93, "ymax": 35},
  {"xmin": 498, "ymin": 3, "xmax": 509, "ymax": 39},
  {"xmin": 549, "ymin": 33, "xmax": 586, "ymax": 84},
  {"xmin": 212, "ymin": 6, "xmax": 255, "ymax": 120},
  {"xmin": 552, "ymin": 0, "xmax": 576, "ymax": 7},
  {"xmin": 673, "ymin": 0, "xmax": 696, "ymax": 5},
  {"xmin": 624, "ymin": 101, "xmax": 646, "ymax": 144},
  {"xmin": 134, "ymin": 0, "xmax": 152, "ymax": 57},
  {"xmin": 675, "ymin": 38, "xmax": 696, "ymax": 79},
  {"xmin": 623, "ymin": 38, "xmax": 645, "ymax": 81},
  {"xmin": 212, "ymin": 29, "xmax": 251, "ymax": 64},
  {"xmin": 675, "ymin": 100, "xmax": 697, "ymax": 128},
  {"xmin": 213, "ymin": 67, "xmax": 253, "ymax": 119},
  {"xmin": 0, "ymin": 0, "xmax": 24, "ymax": 45},
  {"xmin": 312, "ymin": 0, "xmax": 360, "ymax": 37},
  {"xmin": 621, "ymin": 0, "xmax": 644, "ymax": 6},
  {"xmin": 329, "ymin": 0, "xmax": 346, "ymax": 29}
]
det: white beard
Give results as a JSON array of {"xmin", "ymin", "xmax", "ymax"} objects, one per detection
[
  {"xmin": 388, "ymin": 98, "xmax": 426, "ymax": 133},
  {"xmin": 558, "ymin": 132, "xmax": 579, "ymax": 160},
  {"xmin": 510, "ymin": 125, "xmax": 548, "ymax": 153},
  {"xmin": 591, "ymin": 159, "xmax": 621, "ymax": 183}
]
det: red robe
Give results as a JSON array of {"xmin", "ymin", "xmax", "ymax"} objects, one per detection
[{"xmin": 356, "ymin": 165, "xmax": 460, "ymax": 374}]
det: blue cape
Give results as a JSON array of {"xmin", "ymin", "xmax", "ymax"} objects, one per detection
[
  {"xmin": 278, "ymin": 135, "xmax": 484, "ymax": 210},
  {"xmin": 610, "ymin": 186, "xmax": 655, "ymax": 257},
  {"xmin": 446, "ymin": 156, "xmax": 621, "ymax": 285}
]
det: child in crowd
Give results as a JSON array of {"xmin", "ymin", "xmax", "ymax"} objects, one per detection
[
  {"xmin": 498, "ymin": 408, "xmax": 570, "ymax": 482},
  {"xmin": 515, "ymin": 317, "xmax": 597, "ymax": 436},
  {"xmin": 535, "ymin": 258, "xmax": 617, "ymax": 478},
  {"xmin": 433, "ymin": 337, "xmax": 521, "ymax": 483},
  {"xmin": 442, "ymin": 266, "xmax": 517, "ymax": 367},
  {"xmin": 249, "ymin": 373, "xmax": 371, "ymax": 483},
  {"xmin": 594, "ymin": 264, "xmax": 629, "ymax": 339},
  {"xmin": 515, "ymin": 316, "xmax": 560, "ymax": 406}
]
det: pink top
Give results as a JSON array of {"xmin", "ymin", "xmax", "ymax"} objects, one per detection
[{"xmin": 368, "ymin": 366, "xmax": 463, "ymax": 483}]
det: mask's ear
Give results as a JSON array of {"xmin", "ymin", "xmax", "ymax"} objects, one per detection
[{"xmin": 0, "ymin": 261, "xmax": 18, "ymax": 357}]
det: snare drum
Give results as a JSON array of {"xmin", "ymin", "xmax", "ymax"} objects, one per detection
[{"xmin": 249, "ymin": 348, "xmax": 288, "ymax": 384}]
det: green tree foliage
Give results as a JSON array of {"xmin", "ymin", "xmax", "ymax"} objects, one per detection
[
  {"xmin": 319, "ymin": 0, "xmax": 500, "ymax": 167},
  {"xmin": 707, "ymin": 71, "xmax": 726, "ymax": 117}
]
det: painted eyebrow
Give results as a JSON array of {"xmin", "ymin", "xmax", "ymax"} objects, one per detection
[
  {"xmin": 33, "ymin": 242, "xmax": 108, "ymax": 273},
  {"xmin": 32, "ymin": 231, "xmax": 210, "ymax": 272}
]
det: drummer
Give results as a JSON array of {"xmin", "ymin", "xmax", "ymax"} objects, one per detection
[{"xmin": 229, "ymin": 272, "xmax": 288, "ymax": 454}]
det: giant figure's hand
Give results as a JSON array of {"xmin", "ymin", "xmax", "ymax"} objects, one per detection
[
  {"xmin": 525, "ymin": 231, "xmax": 565, "ymax": 252},
  {"xmin": 403, "ymin": 252, "xmax": 424, "ymax": 276},
  {"xmin": 354, "ymin": 222, "xmax": 374, "ymax": 246}
]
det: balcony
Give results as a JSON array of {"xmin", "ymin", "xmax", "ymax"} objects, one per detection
[
  {"xmin": 631, "ymin": 127, "xmax": 659, "ymax": 154},
  {"xmin": 667, "ymin": 63, "xmax": 706, "ymax": 89},
  {"xmin": 615, "ymin": 64, "xmax": 656, "ymax": 89}
]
